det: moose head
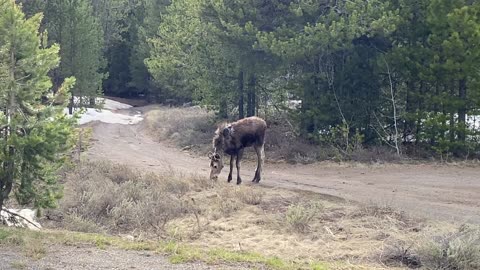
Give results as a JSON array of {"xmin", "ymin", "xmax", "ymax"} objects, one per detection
[{"xmin": 208, "ymin": 151, "xmax": 224, "ymax": 180}]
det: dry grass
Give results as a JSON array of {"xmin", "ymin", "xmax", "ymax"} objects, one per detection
[
  {"xmin": 0, "ymin": 228, "xmax": 47, "ymax": 260},
  {"xmin": 9, "ymin": 261, "xmax": 28, "ymax": 270},
  {"xmin": 416, "ymin": 224, "xmax": 480, "ymax": 269},
  {"xmin": 143, "ymin": 106, "xmax": 215, "ymax": 155},
  {"xmin": 57, "ymin": 161, "xmax": 196, "ymax": 237},
  {"xmin": 285, "ymin": 201, "xmax": 324, "ymax": 233},
  {"xmin": 380, "ymin": 224, "xmax": 480, "ymax": 270},
  {"xmin": 48, "ymin": 161, "xmax": 468, "ymax": 269},
  {"xmin": 169, "ymin": 185, "xmax": 435, "ymax": 269},
  {"xmin": 211, "ymin": 186, "xmax": 243, "ymax": 218},
  {"xmin": 235, "ymin": 186, "xmax": 264, "ymax": 205},
  {"xmin": 0, "ymin": 227, "xmax": 330, "ymax": 270},
  {"xmin": 381, "ymin": 239, "xmax": 422, "ymax": 268}
]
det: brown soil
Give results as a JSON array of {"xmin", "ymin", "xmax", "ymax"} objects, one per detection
[{"xmin": 85, "ymin": 106, "xmax": 480, "ymax": 224}]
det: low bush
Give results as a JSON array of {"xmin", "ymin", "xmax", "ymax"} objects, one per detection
[
  {"xmin": 381, "ymin": 239, "xmax": 422, "ymax": 268},
  {"xmin": 381, "ymin": 225, "xmax": 480, "ymax": 270},
  {"xmin": 60, "ymin": 161, "xmax": 193, "ymax": 236},
  {"xmin": 235, "ymin": 186, "xmax": 264, "ymax": 206},
  {"xmin": 285, "ymin": 201, "xmax": 323, "ymax": 233},
  {"xmin": 211, "ymin": 187, "xmax": 242, "ymax": 218},
  {"xmin": 417, "ymin": 225, "xmax": 480, "ymax": 270}
]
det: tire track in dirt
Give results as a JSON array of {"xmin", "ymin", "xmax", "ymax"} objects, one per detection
[{"xmin": 85, "ymin": 108, "xmax": 480, "ymax": 224}]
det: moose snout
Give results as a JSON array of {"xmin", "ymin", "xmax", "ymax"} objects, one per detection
[{"xmin": 209, "ymin": 170, "xmax": 219, "ymax": 180}]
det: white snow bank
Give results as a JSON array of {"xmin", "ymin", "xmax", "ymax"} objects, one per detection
[
  {"xmin": 65, "ymin": 98, "xmax": 143, "ymax": 125},
  {"xmin": 0, "ymin": 208, "xmax": 42, "ymax": 230},
  {"xmin": 72, "ymin": 97, "xmax": 133, "ymax": 111},
  {"xmin": 76, "ymin": 108, "xmax": 143, "ymax": 125},
  {"xmin": 101, "ymin": 98, "xmax": 133, "ymax": 111}
]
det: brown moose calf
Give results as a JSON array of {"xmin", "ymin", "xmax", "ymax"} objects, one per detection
[{"xmin": 209, "ymin": 117, "xmax": 266, "ymax": 185}]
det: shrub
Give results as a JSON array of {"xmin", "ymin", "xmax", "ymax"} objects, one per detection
[
  {"xmin": 285, "ymin": 201, "xmax": 323, "ymax": 233},
  {"xmin": 63, "ymin": 213, "xmax": 106, "ymax": 234},
  {"xmin": 381, "ymin": 225, "xmax": 480, "ymax": 270},
  {"xmin": 235, "ymin": 186, "xmax": 264, "ymax": 205},
  {"xmin": 381, "ymin": 240, "xmax": 422, "ymax": 268},
  {"xmin": 417, "ymin": 225, "xmax": 480, "ymax": 270},
  {"xmin": 212, "ymin": 187, "xmax": 242, "ymax": 218},
  {"xmin": 60, "ymin": 161, "xmax": 191, "ymax": 236}
]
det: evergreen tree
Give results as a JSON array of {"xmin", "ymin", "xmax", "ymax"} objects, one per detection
[
  {"xmin": 146, "ymin": 0, "xmax": 205, "ymax": 102},
  {"xmin": 0, "ymin": 0, "xmax": 76, "ymax": 211},
  {"xmin": 91, "ymin": 0, "xmax": 136, "ymax": 97},
  {"xmin": 44, "ymin": 0, "xmax": 106, "ymax": 112},
  {"xmin": 256, "ymin": 0, "xmax": 399, "ymax": 137},
  {"xmin": 16, "ymin": 0, "xmax": 46, "ymax": 18},
  {"xmin": 129, "ymin": 0, "xmax": 170, "ymax": 100}
]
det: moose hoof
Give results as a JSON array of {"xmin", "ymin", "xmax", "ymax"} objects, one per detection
[
  {"xmin": 237, "ymin": 178, "xmax": 242, "ymax": 185},
  {"xmin": 227, "ymin": 175, "xmax": 232, "ymax": 183}
]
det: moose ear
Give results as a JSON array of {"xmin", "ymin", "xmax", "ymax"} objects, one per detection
[
  {"xmin": 222, "ymin": 127, "xmax": 230, "ymax": 137},
  {"xmin": 208, "ymin": 152, "xmax": 213, "ymax": 159}
]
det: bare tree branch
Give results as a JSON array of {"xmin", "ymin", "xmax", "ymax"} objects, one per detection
[{"xmin": 381, "ymin": 55, "xmax": 400, "ymax": 156}]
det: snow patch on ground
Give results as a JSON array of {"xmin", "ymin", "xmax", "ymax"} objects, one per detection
[
  {"xmin": 0, "ymin": 208, "xmax": 41, "ymax": 230},
  {"xmin": 76, "ymin": 108, "xmax": 143, "ymax": 125},
  {"xmin": 101, "ymin": 98, "xmax": 133, "ymax": 111},
  {"xmin": 66, "ymin": 98, "xmax": 143, "ymax": 125}
]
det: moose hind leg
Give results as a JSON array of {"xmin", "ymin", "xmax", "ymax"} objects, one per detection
[
  {"xmin": 227, "ymin": 155, "xmax": 234, "ymax": 183},
  {"xmin": 236, "ymin": 149, "xmax": 244, "ymax": 185},
  {"xmin": 253, "ymin": 144, "xmax": 264, "ymax": 183}
]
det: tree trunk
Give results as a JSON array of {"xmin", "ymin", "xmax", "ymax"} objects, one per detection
[
  {"xmin": 247, "ymin": 73, "xmax": 256, "ymax": 117},
  {"xmin": 238, "ymin": 70, "xmax": 244, "ymax": 119},
  {"xmin": 404, "ymin": 81, "xmax": 414, "ymax": 141},
  {"xmin": 458, "ymin": 79, "xmax": 467, "ymax": 142},
  {"xmin": 430, "ymin": 83, "xmax": 440, "ymax": 146},
  {"xmin": 68, "ymin": 95, "xmax": 74, "ymax": 115},
  {"xmin": 414, "ymin": 81, "xmax": 425, "ymax": 146},
  {"xmin": 219, "ymin": 98, "xmax": 228, "ymax": 119},
  {"xmin": 449, "ymin": 80, "xmax": 455, "ymax": 143},
  {"xmin": 1, "ymin": 48, "xmax": 17, "ymax": 210},
  {"xmin": 90, "ymin": 97, "xmax": 96, "ymax": 107},
  {"xmin": 1, "ymin": 146, "xmax": 15, "ymax": 209}
]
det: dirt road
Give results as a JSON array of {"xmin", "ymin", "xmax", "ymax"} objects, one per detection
[{"xmin": 86, "ymin": 108, "xmax": 480, "ymax": 224}]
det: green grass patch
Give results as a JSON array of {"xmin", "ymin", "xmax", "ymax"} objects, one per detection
[
  {"xmin": 0, "ymin": 229, "xmax": 13, "ymax": 241},
  {"xmin": 0, "ymin": 227, "xmax": 329, "ymax": 269},
  {"xmin": 10, "ymin": 261, "xmax": 27, "ymax": 270}
]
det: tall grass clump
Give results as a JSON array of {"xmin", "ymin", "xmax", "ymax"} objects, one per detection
[
  {"xmin": 417, "ymin": 225, "xmax": 480, "ymax": 270},
  {"xmin": 285, "ymin": 201, "xmax": 323, "ymax": 233}
]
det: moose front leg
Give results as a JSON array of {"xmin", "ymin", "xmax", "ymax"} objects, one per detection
[
  {"xmin": 253, "ymin": 144, "xmax": 264, "ymax": 183},
  {"xmin": 227, "ymin": 154, "xmax": 234, "ymax": 183},
  {"xmin": 236, "ymin": 149, "xmax": 244, "ymax": 185}
]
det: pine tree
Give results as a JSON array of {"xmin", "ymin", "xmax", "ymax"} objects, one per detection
[
  {"xmin": 16, "ymin": 0, "xmax": 46, "ymax": 18},
  {"xmin": 256, "ymin": 0, "xmax": 399, "ymax": 137},
  {"xmin": 0, "ymin": 0, "xmax": 77, "ymax": 211},
  {"xmin": 44, "ymin": 0, "xmax": 106, "ymax": 112},
  {"xmin": 146, "ymin": 0, "xmax": 206, "ymax": 102},
  {"xmin": 129, "ymin": 0, "xmax": 171, "ymax": 99}
]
